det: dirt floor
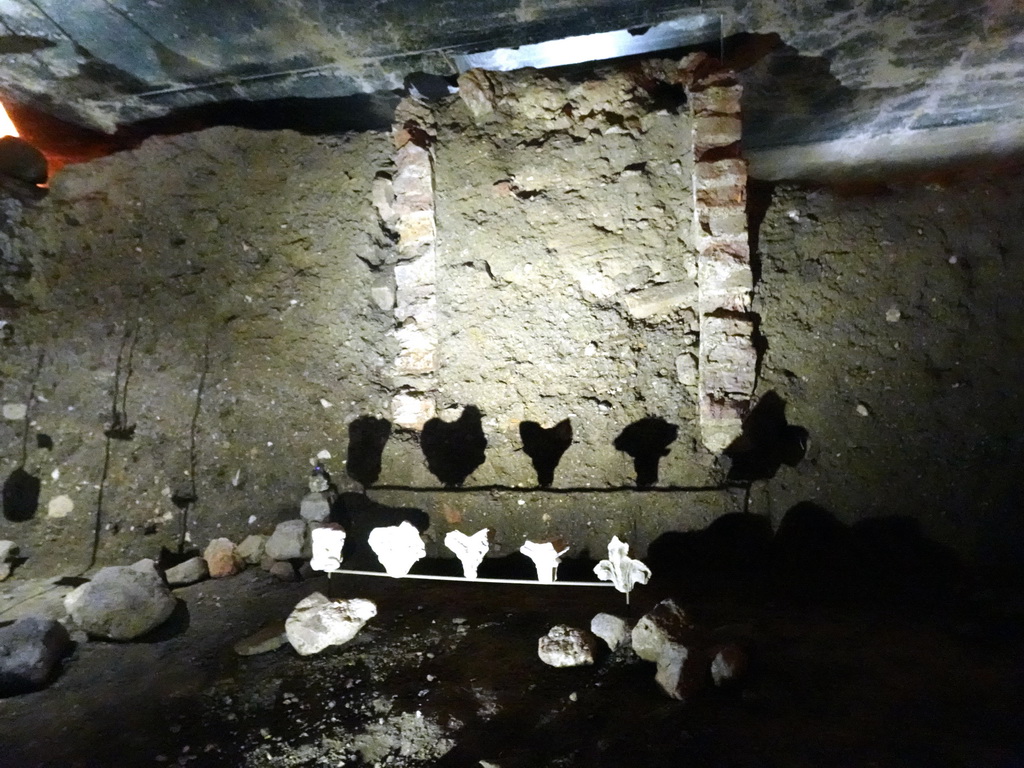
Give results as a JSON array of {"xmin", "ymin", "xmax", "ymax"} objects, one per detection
[{"xmin": 2, "ymin": 523, "xmax": 1023, "ymax": 768}]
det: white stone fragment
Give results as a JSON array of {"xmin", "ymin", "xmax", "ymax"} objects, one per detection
[
  {"xmin": 885, "ymin": 306, "xmax": 901, "ymax": 323},
  {"xmin": 537, "ymin": 625, "xmax": 595, "ymax": 667},
  {"xmin": 590, "ymin": 613, "xmax": 631, "ymax": 651},
  {"xmin": 368, "ymin": 520, "xmax": 426, "ymax": 577},
  {"xmin": 593, "ymin": 536, "xmax": 651, "ymax": 596},
  {"xmin": 444, "ymin": 528, "xmax": 490, "ymax": 579},
  {"xmin": 520, "ymin": 540, "xmax": 568, "ymax": 582},
  {"xmin": 316, "ymin": 449, "xmax": 332, "ymax": 460},
  {"xmin": 47, "ymin": 495, "xmax": 74, "ymax": 518},
  {"xmin": 310, "ymin": 524, "xmax": 346, "ymax": 574},
  {"xmin": 299, "ymin": 492, "xmax": 331, "ymax": 522},
  {"xmin": 284, "ymin": 592, "xmax": 377, "ymax": 656},
  {"xmin": 2, "ymin": 403, "xmax": 26, "ymax": 421},
  {"xmin": 631, "ymin": 599, "xmax": 693, "ymax": 662},
  {"xmin": 654, "ymin": 640, "xmax": 706, "ymax": 702}
]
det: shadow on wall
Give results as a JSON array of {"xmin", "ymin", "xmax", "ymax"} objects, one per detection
[
  {"xmin": 614, "ymin": 417, "xmax": 679, "ymax": 487},
  {"xmin": 2, "ymin": 467, "xmax": 39, "ymax": 521},
  {"xmin": 646, "ymin": 502, "xmax": 965, "ymax": 606},
  {"xmin": 724, "ymin": 390, "xmax": 808, "ymax": 482},
  {"xmin": 519, "ymin": 418, "xmax": 573, "ymax": 487},
  {"xmin": 420, "ymin": 405, "xmax": 488, "ymax": 487},
  {"xmin": 346, "ymin": 415, "xmax": 393, "ymax": 488}
]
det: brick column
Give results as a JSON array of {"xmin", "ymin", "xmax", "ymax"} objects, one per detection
[
  {"xmin": 683, "ymin": 58, "xmax": 758, "ymax": 453},
  {"xmin": 389, "ymin": 99, "xmax": 438, "ymax": 429}
]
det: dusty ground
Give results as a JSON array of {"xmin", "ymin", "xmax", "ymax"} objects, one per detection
[{"xmin": 1, "ymin": 531, "xmax": 1023, "ymax": 768}]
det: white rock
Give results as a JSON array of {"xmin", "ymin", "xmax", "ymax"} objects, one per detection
[
  {"xmin": 519, "ymin": 539, "xmax": 568, "ymax": 582},
  {"xmin": 284, "ymin": 592, "xmax": 377, "ymax": 656},
  {"xmin": 265, "ymin": 520, "xmax": 308, "ymax": 561},
  {"xmin": 47, "ymin": 495, "xmax": 74, "ymax": 518},
  {"xmin": 299, "ymin": 492, "xmax": 331, "ymax": 522},
  {"xmin": 444, "ymin": 529, "xmax": 490, "ymax": 579},
  {"xmin": 654, "ymin": 641, "xmax": 706, "ymax": 702},
  {"xmin": 537, "ymin": 625, "xmax": 595, "ymax": 668},
  {"xmin": 631, "ymin": 599, "xmax": 693, "ymax": 662},
  {"xmin": 710, "ymin": 643, "xmax": 749, "ymax": 686},
  {"xmin": 0, "ymin": 540, "xmax": 18, "ymax": 562},
  {"xmin": 368, "ymin": 520, "xmax": 425, "ymax": 577},
  {"xmin": 590, "ymin": 613, "xmax": 631, "ymax": 651},
  {"xmin": 310, "ymin": 524, "xmax": 346, "ymax": 573},
  {"xmin": 165, "ymin": 556, "xmax": 209, "ymax": 587},
  {"xmin": 2, "ymin": 402, "xmax": 26, "ymax": 421}
]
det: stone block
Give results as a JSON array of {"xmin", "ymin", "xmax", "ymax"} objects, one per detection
[
  {"xmin": 458, "ymin": 69, "xmax": 498, "ymax": 120},
  {"xmin": 395, "ymin": 323, "xmax": 437, "ymax": 375},
  {"xmin": 265, "ymin": 520, "xmax": 307, "ymax": 561},
  {"xmin": 392, "ymin": 392, "xmax": 436, "ymax": 430},
  {"xmin": 299, "ymin": 492, "xmax": 331, "ymax": 523},
  {"xmin": 165, "ymin": 556, "xmax": 209, "ymax": 587},
  {"xmin": 204, "ymin": 537, "xmax": 242, "ymax": 579},
  {"xmin": 622, "ymin": 281, "xmax": 698, "ymax": 319},
  {"xmin": 236, "ymin": 534, "xmax": 266, "ymax": 565},
  {"xmin": 537, "ymin": 625, "xmax": 596, "ymax": 667},
  {"xmin": 694, "ymin": 158, "xmax": 747, "ymax": 190},
  {"xmin": 694, "ymin": 115, "xmax": 742, "ymax": 149},
  {"xmin": 396, "ymin": 211, "xmax": 435, "ymax": 255},
  {"xmin": 632, "ymin": 599, "xmax": 694, "ymax": 662},
  {"xmin": 690, "ymin": 84, "xmax": 742, "ymax": 116},
  {"xmin": 285, "ymin": 593, "xmax": 377, "ymax": 656}
]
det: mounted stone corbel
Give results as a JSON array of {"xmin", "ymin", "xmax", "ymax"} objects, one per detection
[
  {"xmin": 309, "ymin": 524, "xmax": 346, "ymax": 574},
  {"xmin": 367, "ymin": 520, "xmax": 426, "ymax": 577},
  {"xmin": 444, "ymin": 528, "xmax": 490, "ymax": 579},
  {"xmin": 520, "ymin": 539, "xmax": 569, "ymax": 583},
  {"xmin": 594, "ymin": 535, "xmax": 651, "ymax": 603}
]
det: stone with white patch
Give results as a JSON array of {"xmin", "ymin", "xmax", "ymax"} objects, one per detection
[
  {"xmin": 537, "ymin": 625, "xmax": 596, "ymax": 668},
  {"xmin": 284, "ymin": 593, "xmax": 377, "ymax": 656}
]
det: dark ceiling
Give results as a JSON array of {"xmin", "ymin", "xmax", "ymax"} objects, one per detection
[{"xmin": 0, "ymin": 1, "xmax": 1021, "ymax": 177}]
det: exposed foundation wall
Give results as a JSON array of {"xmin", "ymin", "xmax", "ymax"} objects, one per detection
[
  {"xmin": 0, "ymin": 128, "xmax": 397, "ymax": 575},
  {"xmin": 2, "ymin": 81, "xmax": 1022, "ymax": 575}
]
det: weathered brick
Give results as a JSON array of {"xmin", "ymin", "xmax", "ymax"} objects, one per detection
[
  {"xmin": 690, "ymin": 85, "xmax": 742, "ymax": 116},
  {"xmin": 693, "ymin": 115, "xmax": 742, "ymax": 149}
]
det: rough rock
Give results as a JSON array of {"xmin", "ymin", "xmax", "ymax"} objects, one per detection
[
  {"xmin": 204, "ymin": 537, "xmax": 242, "ymax": 578},
  {"xmin": 0, "ymin": 616, "xmax": 72, "ymax": 696},
  {"xmin": 64, "ymin": 566, "xmax": 177, "ymax": 640},
  {"xmin": 299, "ymin": 492, "xmax": 331, "ymax": 523},
  {"xmin": 590, "ymin": 613, "xmax": 631, "ymax": 652},
  {"xmin": 654, "ymin": 641, "xmax": 708, "ymax": 702},
  {"xmin": 631, "ymin": 599, "xmax": 694, "ymax": 662},
  {"xmin": 269, "ymin": 561, "xmax": 298, "ymax": 581},
  {"xmin": 537, "ymin": 625, "xmax": 596, "ymax": 668},
  {"xmin": 265, "ymin": 520, "xmax": 308, "ymax": 561},
  {"xmin": 164, "ymin": 556, "xmax": 209, "ymax": 587},
  {"xmin": 129, "ymin": 558, "xmax": 160, "ymax": 578},
  {"xmin": 236, "ymin": 534, "xmax": 267, "ymax": 565},
  {"xmin": 284, "ymin": 593, "xmax": 377, "ymax": 656},
  {"xmin": 233, "ymin": 622, "xmax": 287, "ymax": 656},
  {"xmin": 0, "ymin": 540, "xmax": 17, "ymax": 561},
  {"xmin": 710, "ymin": 643, "xmax": 749, "ymax": 686}
]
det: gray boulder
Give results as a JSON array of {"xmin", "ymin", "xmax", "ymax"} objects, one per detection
[
  {"xmin": 537, "ymin": 625, "xmax": 596, "ymax": 667},
  {"xmin": 64, "ymin": 565, "xmax": 177, "ymax": 640},
  {"xmin": 285, "ymin": 593, "xmax": 376, "ymax": 656},
  {"xmin": 236, "ymin": 534, "xmax": 267, "ymax": 565},
  {"xmin": 299, "ymin": 492, "xmax": 331, "ymax": 523},
  {"xmin": 0, "ymin": 616, "xmax": 72, "ymax": 696},
  {"xmin": 165, "ymin": 556, "xmax": 209, "ymax": 587},
  {"xmin": 265, "ymin": 520, "xmax": 308, "ymax": 561}
]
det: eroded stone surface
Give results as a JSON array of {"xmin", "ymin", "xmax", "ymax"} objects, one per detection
[
  {"xmin": 285, "ymin": 593, "xmax": 377, "ymax": 656},
  {"xmin": 537, "ymin": 625, "xmax": 596, "ymax": 668}
]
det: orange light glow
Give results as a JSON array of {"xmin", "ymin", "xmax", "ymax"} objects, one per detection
[{"xmin": 0, "ymin": 102, "xmax": 18, "ymax": 138}]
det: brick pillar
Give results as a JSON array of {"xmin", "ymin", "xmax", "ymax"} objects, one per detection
[
  {"xmin": 389, "ymin": 99, "xmax": 438, "ymax": 429},
  {"xmin": 683, "ymin": 58, "xmax": 758, "ymax": 453}
]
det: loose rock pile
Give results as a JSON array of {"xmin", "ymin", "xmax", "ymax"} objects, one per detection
[{"xmin": 538, "ymin": 598, "xmax": 750, "ymax": 702}]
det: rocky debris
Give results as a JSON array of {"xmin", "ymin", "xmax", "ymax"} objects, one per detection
[
  {"xmin": 0, "ymin": 540, "xmax": 18, "ymax": 581},
  {"xmin": 269, "ymin": 561, "xmax": 298, "ymax": 581},
  {"xmin": 164, "ymin": 556, "xmax": 209, "ymax": 587},
  {"xmin": 537, "ymin": 625, "xmax": 596, "ymax": 668},
  {"xmin": 654, "ymin": 640, "xmax": 708, "ymax": 702},
  {"xmin": 64, "ymin": 565, "xmax": 177, "ymax": 640},
  {"xmin": 233, "ymin": 622, "xmax": 287, "ymax": 656},
  {"xmin": 236, "ymin": 534, "xmax": 267, "ymax": 565},
  {"xmin": 590, "ymin": 613, "xmax": 631, "ymax": 652},
  {"xmin": 631, "ymin": 599, "xmax": 695, "ymax": 662},
  {"xmin": 284, "ymin": 593, "xmax": 377, "ymax": 656},
  {"xmin": 299, "ymin": 492, "xmax": 331, "ymax": 523},
  {"xmin": 265, "ymin": 520, "xmax": 308, "ymax": 561},
  {"xmin": 710, "ymin": 643, "xmax": 749, "ymax": 686},
  {"xmin": 0, "ymin": 616, "xmax": 71, "ymax": 696},
  {"xmin": 0, "ymin": 136, "xmax": 48, "ymax": 186},
  {"xmin": 204, "ymin": 538, "xmax": 242, "ymax": 579},
  {"xmin": 368, "ymin": 521, "xmax": 426, "ymax": 577}
]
